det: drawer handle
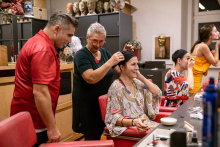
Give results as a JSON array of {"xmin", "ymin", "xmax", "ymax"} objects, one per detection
[{"xmin": 146, "ymin": 75, "xmax": 154, "ymax": 77}]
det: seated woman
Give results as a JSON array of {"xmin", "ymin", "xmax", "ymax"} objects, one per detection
[
  {"xmin": 164, "ymin": 49, "xmax": 195, "ymax": 107},
  {"xmin": 105, "ymin": 51, "xmax": 162, "ymax": 137}
]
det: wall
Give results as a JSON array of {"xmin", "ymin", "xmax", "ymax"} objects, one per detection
[{"xmin": 131, "ymin": 0, "xmax": 185, "ymax": 68}]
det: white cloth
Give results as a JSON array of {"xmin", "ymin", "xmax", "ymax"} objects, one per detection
[{"xmin": 69, "ymin": 36, "xmax": 83, "ymax": 54}]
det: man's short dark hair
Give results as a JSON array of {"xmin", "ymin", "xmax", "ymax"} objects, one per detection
[
  {"xmin": 46, "ymin": 11, "xmax": 78, "ymax": 30},
  {"xmin": 172, "ymin": 49, "xmax": 188, "ymax": 65}
]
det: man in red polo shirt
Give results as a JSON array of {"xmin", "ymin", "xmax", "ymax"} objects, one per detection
[{"xmin": 10, "ymin": 11, "xmax": 78, "ymax": 146}]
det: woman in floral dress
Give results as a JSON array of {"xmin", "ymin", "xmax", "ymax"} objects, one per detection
[
  {"xmin": 105, "ymin": 51, "xmax": 162, "ymax": 137},
  {"xmin": 164, "ymin": 49, "xmax": 195, "ymax": 107}
]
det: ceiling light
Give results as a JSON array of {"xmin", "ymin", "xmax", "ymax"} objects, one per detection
[{"xmin": 199, "ymin": 3, "xmax": 205, "ymax": 10}]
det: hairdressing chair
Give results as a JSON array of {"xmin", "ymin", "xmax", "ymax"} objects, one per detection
[
  {"xmin": 203, "ymin": 79, "xmax": 218, "ymax": 91},
  {"xmin": 40, "ymin": 140, "xmax": 114, "ymax": 147},
  {"xmin": 0, "ymin": 111, "xmax": 114, "ymax": 147},
  {"xmin": 99, "ymin": 94, "xmax": 171, "ymax": 147},
  {"xmin": 0, "ymin": 111, "xmax": 37, "ymax": 147},
  {"xmin": 159, "ymin": 96, "xmax": 178, "ymax": 112},
  {"xmin": 148, "ymin": 79, "xmax": 177, "ymax": 113}
]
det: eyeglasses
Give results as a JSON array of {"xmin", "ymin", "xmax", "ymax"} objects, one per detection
[{"xmin": 89, "ymin": 39, "xmax": 106, "ymax": 46}]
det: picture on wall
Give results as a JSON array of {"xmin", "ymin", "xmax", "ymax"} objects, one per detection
[{"xmin": 152, "ymin": 34, "xmax": 173, "ymax": 64}]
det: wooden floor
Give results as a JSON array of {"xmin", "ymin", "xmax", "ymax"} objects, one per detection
[
  {"xmin": 64, "ymin": 133, "xmax": 107, "ymax": 142},
  {"xmin": 78, "ymin": 134, "xmax": 107, "ymax": 141}
]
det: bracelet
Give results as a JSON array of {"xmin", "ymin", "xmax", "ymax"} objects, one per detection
[
  {"xmin": 121, "ymin": 118, "xmax": 124, "ymax": 127},
  {"xmin": 132, "ymin": 119, "xmax": 134, "ymax": 126}
]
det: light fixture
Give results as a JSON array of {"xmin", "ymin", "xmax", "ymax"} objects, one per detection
[{"xmin": 199, "ymin": 3, "xmax": 205, "ymax": 10}]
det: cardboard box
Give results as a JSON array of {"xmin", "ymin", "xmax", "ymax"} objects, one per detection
[
  {"xmin": 33, "ymin": 7, "xmax": 47, "ymax": 20},
  {"xmin": 23, "ymin": 0, "xmax": 47, "ymax": 8},
  {"xmin": 0, "ymin": 45, "xmax": 8, "ymax": 66}
]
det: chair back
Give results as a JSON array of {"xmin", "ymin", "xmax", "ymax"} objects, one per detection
[
  {"xmin": 161, "ymin": 96, "xmax": 165, "ymax": 106},
  {"xmin": 203, "ymin": 79, "xmax": 218, "ymax": 91},
  {"xmin": 99, "ymin": 94, "xmax": 108, "ymax": 121},
  {"xmin": 40, "ymin": 140, "xmax": 114, "ymax": 147},
  {"xmin": 0, "ymin": 111, "xmax": 37, "ymax": 147}
]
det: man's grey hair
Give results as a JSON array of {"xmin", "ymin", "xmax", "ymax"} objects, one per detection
[{"xmin": 87, "ymin": 22, "xmax": 106, "ymax": 37}]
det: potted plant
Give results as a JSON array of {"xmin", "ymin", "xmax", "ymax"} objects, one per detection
[{"xmin": 127, "ymin": 40, "xmax": 141, "ymax": 61}]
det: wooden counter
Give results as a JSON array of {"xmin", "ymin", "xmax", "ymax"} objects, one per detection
[{"xmin": 0, "ymin": 63, "xmax": 83, "ymax": 142}]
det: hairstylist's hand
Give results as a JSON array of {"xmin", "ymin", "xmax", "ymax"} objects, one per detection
[
  {"xmin": 188, "ymin": 58, "xmax": 195, "ymax": 70},
  {"xmin": 47, "ymin": 126, "xmax": 61, "ymax": 143},
  {"xmin": 109, "ymin": 51, "xmax": 124, "ymax": 66},
  {"xmin": 133, "ymin": 118, "xmax": 150, "ymax": 133},
  {"xmin": 123, "ymin": 44, "xmax": 134, "ymax": 51}
]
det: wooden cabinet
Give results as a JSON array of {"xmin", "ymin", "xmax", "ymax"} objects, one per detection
[
  {"xmin": 0, "ymin": 63, "xmax": 82, "ymax": 142},
  {"xmin": 74, "ymin": 11, "xmax": 133, "ymax": 55}
]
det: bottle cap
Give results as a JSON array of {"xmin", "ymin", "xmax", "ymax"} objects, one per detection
[
  {"xmin": 191, "ymin": 130, "xmax": 198, "ymax": 143},
  {"xmin": 205, "ymin": 77, "xmax": 216, "ymax": 92}
]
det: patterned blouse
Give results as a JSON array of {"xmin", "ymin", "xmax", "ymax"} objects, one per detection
[
  {"xmin": 105, "ymin": 78, "xmax": 162, "ymax": 137},
  {"xmin": 164, "ymin": 69, "xmax": 189, "ymax": 107}
]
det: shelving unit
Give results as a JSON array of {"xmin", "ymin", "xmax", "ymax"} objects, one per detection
[
  {"xmin": 0, "ymin": 13, "xmax": 47, "ymax": 61},
  {"xmin": 74, "ymin": 11, "xmax": 133, "ymax": 55}
]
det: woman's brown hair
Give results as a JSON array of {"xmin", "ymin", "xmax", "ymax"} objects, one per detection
[{"xmin": 190, "ymin": 24, "xmax": 215, "ymax": 53}]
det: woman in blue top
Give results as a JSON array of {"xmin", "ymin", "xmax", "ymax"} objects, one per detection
[{"xmin": 72, "ymin": 22, "xmax": 132, "ymax": 140}]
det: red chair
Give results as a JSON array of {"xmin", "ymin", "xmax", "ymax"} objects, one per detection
[
  {"xmin": 159, "ymin": 96, "xmax": 178, "ymax": 112},
  {"xmin": 148, "ymin": 79, "xmax": 177, "ymax": 113},
  {"xmin": 0, "ymin": 111, "xmax": 114, "ymax": 147},
  {"xmin": 203, "ymin": 79, "xmax": 218, "ymax": 91},
  {"xmin": 0, "ymin": 112, "xmax": 114, "ymax": 147},
  {"xmin": 0, "ymin": 111, "xmax": 37, "ymax": 147},
  {"xmin": 99, "ymin": 94, "xmax": 171, "ymax": 147},
  {"xmin": 40, "ymin": 140, "xmax": 114, "ymax": 147}
]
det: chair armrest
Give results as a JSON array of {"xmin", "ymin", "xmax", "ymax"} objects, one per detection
[
  {"xmin": 39, "ymin": 140, "xmax": 114, "ymax": 147},
  {"xmin": 153, "ymin": 112, "xmax": 171, "ymax": 123},
  {"xmin": 104, "ymin": 127, "xmax": 152, "ymax": 138},
  {"xmin": 159, "ymin": 106, "xmax": 178, "ymax": 112}
]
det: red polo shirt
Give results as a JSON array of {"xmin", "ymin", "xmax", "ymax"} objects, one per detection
[{"xmin": 11, "ymin": 30, "xmax": 61, "ymax": 129}]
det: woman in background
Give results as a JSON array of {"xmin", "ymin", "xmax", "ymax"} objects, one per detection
[
  {"xmin": 190, "ymin": 24, "xmax": 220, "ymax": 93},
  {"xmin": 164, "ymin": 49, "xmax": 194, "ymax": 107},
  {"xmin": 105, "ymin": 51, "xmax": 162, "ymax": 137}
]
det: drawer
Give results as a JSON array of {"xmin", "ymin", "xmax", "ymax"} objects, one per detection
[{"xmin": 139, "ymin": 68, "xmax": 170, "ymax": 92}]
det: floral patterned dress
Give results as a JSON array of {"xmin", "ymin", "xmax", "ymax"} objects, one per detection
[
  {"xmin": 105, "ymin": 78, "xmax": 162, "ymax": 137},
  {"xmin": 164, "ymin": 69, "xmax": 189, "ymax": 107}
]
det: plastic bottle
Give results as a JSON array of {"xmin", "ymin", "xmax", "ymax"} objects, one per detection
[
  {"xmin": 216, "ymin": 74, "xmax": 220, "ymax": 147},
  {"xmin": 202, "ymin": 77, "xmax": 217, "ymax": 147}
]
